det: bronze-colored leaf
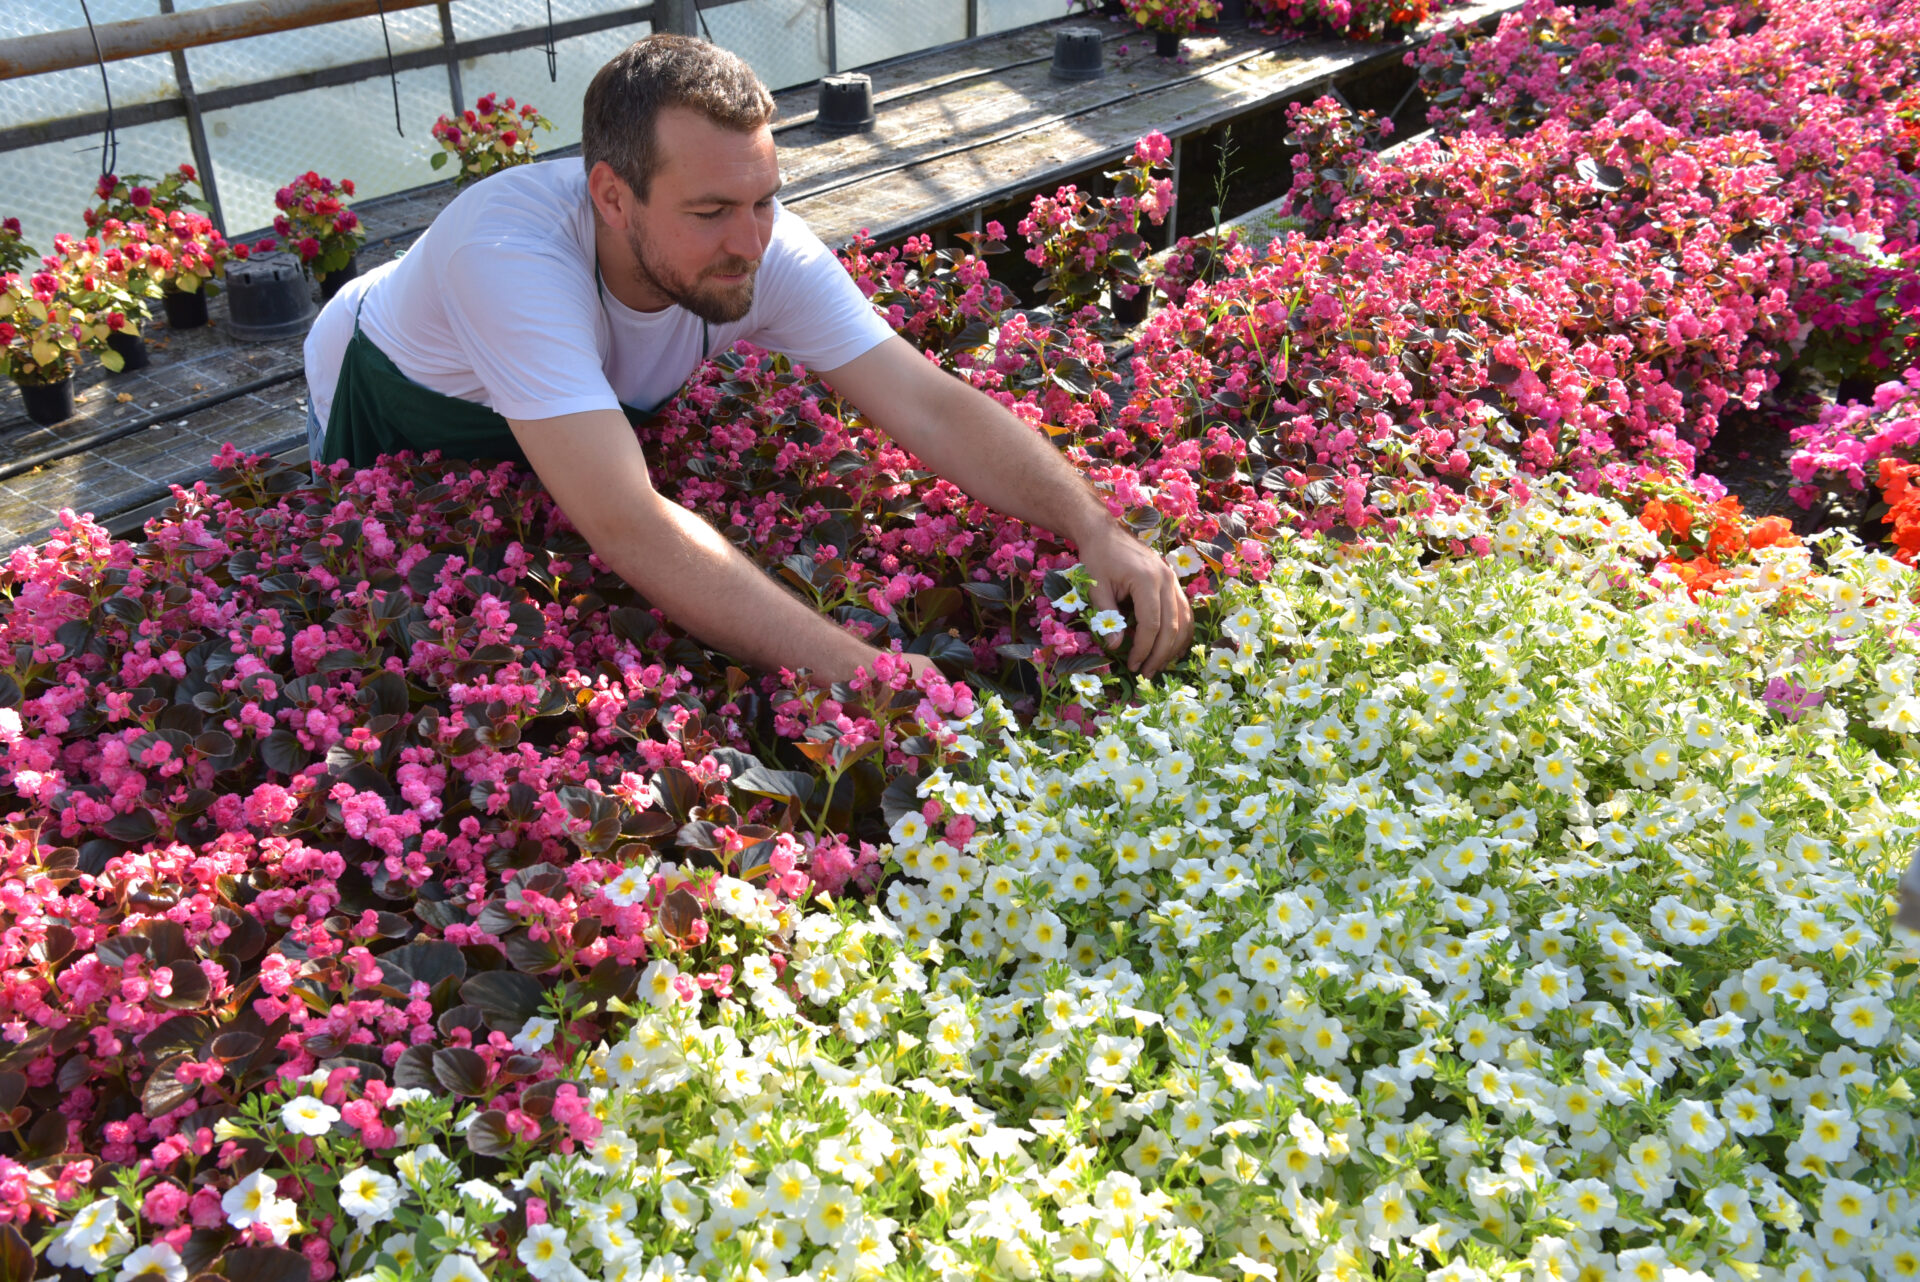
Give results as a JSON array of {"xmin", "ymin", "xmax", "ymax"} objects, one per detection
[
  {"xmin": 659, "ymin": 887, "xmax": 703, "ymax": 941},
  {"xmin": 431, "ymin": 1046, "xmax": 488, "ymax": 1097},
  {"xmin": 219, "ymin": 1247, "xmax": 310, "ymax": 1282},
  {"xmin": 0, "ymin": 1223, "xmax": 33, "ymax": 1282}
]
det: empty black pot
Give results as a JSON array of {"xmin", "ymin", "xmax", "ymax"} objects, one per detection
[
  {"xmin": 106, "ymin": 328, "xmax": 149, "ymax": 373},
  {"xmin": 1052, "ymin": 27, "xmax": 1106, "ymax": 80},
  {"xmin": 226, "ymin": 251, "xmax": 315, "ymax": 342},
  {"xmin": 817, "ymin": 73, "xmax": 876, "ymax": 134},
  {"xmin": 18, "ymin": 377, "xmax": 75, "ymax": 426},
  {"xmin": 161, "ymin": 288, "xmax": 208, "ymax": 330}
]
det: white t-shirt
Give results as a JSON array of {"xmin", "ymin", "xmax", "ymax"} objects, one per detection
[{"xmin": 304, "ymin": 160, "xmax": 893, "ymax": 425}]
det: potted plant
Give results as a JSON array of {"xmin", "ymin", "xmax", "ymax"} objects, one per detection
[
  {"xmin": 430, "ymin": 93, "xmax": 554, "ymax": 187},
  {"xmin": 1249, "ymin": 0, "xmax": 1426, "ymax": 38},
  {"xmin": 0, "ymin": 259, "xmax": 119, "ymax": 425},
  {"xmin": 1123, "ymin": 0, "xmax": 1220, "ymax": 55},
  {"xmin": 45, "ymin": 233, "xmax": 152, "ymax": 374},
  {"xmin": 0, "ymin": 218, "xmax": 34, "ymax": 276},
  {"xmin": 118, "ymin": 209, "xmax": 251, "ymax": 331},
  {"xmin": 273, "ymin": 171, "xmax": 366, "ymax": 299},
  {"xmin": 84, "ymin": 165, "xmax": 243, "ymax": 330},
  {"xmin": 1020, "ymin": 131, "xmax": 1176, "ymax": 327}
]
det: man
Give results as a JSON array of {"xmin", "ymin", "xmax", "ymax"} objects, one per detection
[{"xmin": 305, "ymin": 34, "xmax": 1191, "ymax": 684}]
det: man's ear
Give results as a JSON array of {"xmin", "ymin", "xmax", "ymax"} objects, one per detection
[{"xmin": 587, "ymin": 160, "xmax": 635, "ymax": 228}]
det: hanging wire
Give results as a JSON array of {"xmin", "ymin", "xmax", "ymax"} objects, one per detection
[
  {"xmin": 696, "ymin": 0, "xmax": 716, "ymax": 41},
  {"xmin": 373, "ymin": 0, "xmax": 405, "ymax": 135},
  {"xmin": 543, "ymin": 0, "xmax": 559, "ymax": 82},
  {"xmin": 76, "ymin": 0, "xmax": 118, "ymax": 176}
]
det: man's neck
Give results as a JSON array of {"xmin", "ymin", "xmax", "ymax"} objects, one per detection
[{"xmin": 593, "ymin": 217, "xmax": 674, "ymax": 314}]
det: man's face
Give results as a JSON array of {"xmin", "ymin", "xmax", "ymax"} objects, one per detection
[{"xmin": 624, "ymin": 106, "xmax": 780, "ymax": 324}]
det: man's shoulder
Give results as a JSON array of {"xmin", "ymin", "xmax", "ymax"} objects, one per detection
[{"xmin": 435, "ymin": 162, "xmax": 594, "ymax": 264}]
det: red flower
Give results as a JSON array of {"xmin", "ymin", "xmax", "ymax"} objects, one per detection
[
  {"xmin": 297, "ymin": 237, "xmax": 322, "ymax": 261},
  {"xmin": 502, "ymin": 130, "xmax": 519, "ymax": 147},
  {"xmin": 129, "ymin": 186, "xmax": 152, "ymax": 208}
]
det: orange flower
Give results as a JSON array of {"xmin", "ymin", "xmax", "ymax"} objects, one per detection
[{"xmin": 1746, "ymin": 516, "xmax": 1799, "ymax": 550}]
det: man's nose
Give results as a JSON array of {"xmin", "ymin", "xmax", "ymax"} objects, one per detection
[{"xmin": 722, "ymin": 207, "xmax": 765, "ymax": 263}]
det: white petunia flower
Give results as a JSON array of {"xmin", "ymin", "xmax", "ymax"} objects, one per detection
[{"xmin": 279, "ymin": 1094, "xmax": 340, "ymax": 1136}]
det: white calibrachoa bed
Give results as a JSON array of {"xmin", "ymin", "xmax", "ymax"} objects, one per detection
[{"xmin": 77, "ymin": 483, "xmax": 1919, "ymax": 1282}]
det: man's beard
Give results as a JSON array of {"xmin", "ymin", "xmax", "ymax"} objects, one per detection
[{"xmin": 624, "ymin": 220, "xmax": 757, "ymax": 325}]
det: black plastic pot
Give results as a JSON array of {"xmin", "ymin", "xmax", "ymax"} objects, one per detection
[
  {"xmin": 161, "ymin": 288, "xmax": 209, "ymax": 330},
  {"xmin": 1110, "ymin": 287, "xmax": 1151, "ymax": 326},
  {"xmin": 106, "ymin": 328, "xmax": 149, "ymax": 373},
  {"xmin": 817, "ymin": 73, "xmax": 876, "ymax": 134},
  {"xmin": 319, "ymin": 252, "xmax": 360, "ymax": 301},
  {"xmin": 226, "ymin": 251, "xmax": 316, "ymax": 342},
  {"xmin": 18, "ymin": 377, "xmax": 75, "ymax": 426},
  {"xmin": 1155, "ymin": 29, "xmax": 1182, "ymax": 56},
  {"xmin": 1052, "ymin": 27, "xmax": 1106, "ymax": 80},
  {"xmin": 1218, "ymin": 0, "xmax": 1249, "ymax": 19},
  {"xmin": 1101, "ymin": 0, "xmax": 1123, "ymax": 15}
]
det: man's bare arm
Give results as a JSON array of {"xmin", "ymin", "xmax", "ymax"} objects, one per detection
[
  {"xmin": 818, "ymin": 336, "xmax": 1194, "ymax": 675},
  {"xmin": 508, "ymin": 408, "xmax": 887, "ymax": 682}
]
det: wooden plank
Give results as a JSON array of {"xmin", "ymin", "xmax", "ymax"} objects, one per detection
[{"xmin": 783, "ymin": 0, "xmax": 1519, "ymax": 247}]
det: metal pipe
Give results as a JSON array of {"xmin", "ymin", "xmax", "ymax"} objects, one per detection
[{"xmin": 0, "ymin": 0, "xmax": 446, "ymax": 82}]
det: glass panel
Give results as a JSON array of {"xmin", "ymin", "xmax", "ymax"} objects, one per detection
[
  {"xmin": 0, "ymin": 118, "xmax": 198, "ymax": 252},
  {"xmin": 199, "ymin": 67, "xmax": 453, "ymax": 238},
  {"xmin": 457, "ymin": 21, "xmax": 654, "ymax": 150},
  {"xmin": 980, "ymin": 0, "xmax": 1064, "ymax": 35},
  {"xmin": 837, "ymin": 0, "xmax": 967, "ymax": 69},
  {"xmin": 452, "ymin": 0, "xmax": 640, "ymax": 43},
  {"xmin": 177, "ymin": 0, "xmax": 445, "ymax": 90},
  {"xmin": 0, "ymin": 0, "xmax": 177, "ymax": 126},
  {"xmin": 699, "ymin": 0, "xmax": 829, "ymax": 92}
]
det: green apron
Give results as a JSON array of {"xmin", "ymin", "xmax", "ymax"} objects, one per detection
[{"xmin": 320, "ymin": 294, "xmax": 709, "ymax": 468}]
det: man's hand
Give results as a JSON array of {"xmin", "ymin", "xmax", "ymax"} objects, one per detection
[
  {"xmin": 1079, "ymin": 525, "xmax": 1193, "ymax": 676},
  {"xmin": 821, "ymin": 336, "xmax": 1196, "ymax": 679}
]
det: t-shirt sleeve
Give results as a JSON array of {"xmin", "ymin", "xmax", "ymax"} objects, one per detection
[
  {"xmin": 745, "ymin": 205, "xmax": 897, "ymax": 371},
  {"xmin": 438, "ymin": 240, "xmax": 623, "ymax": 422}
]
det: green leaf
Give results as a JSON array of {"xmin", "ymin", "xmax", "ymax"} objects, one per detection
[{"xmin": 430, "ymin": 151, "xmax": 449, "ymax": 170}]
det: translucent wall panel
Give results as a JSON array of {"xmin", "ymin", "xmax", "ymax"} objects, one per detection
[
  {"xmin": 698, "ymin": 0, "xmax": 830, "ymax": 91},
  {"xmin": 176, "ymin": 0, "xmax": 444, "ymax": 91},
  {"xmin": 200, "ymin": 68, "xmax": 452, "ymax": 237},
  {"xmin": 980, "ymin": 0, "xmax": 1066, "ymax": 35},
  {"xmin": 0, "ymin": 118, "xmax": 198, "ymax": 252},
  {"xmin": 458, "ymin": 21, "xmax": 653, "ymax": 149},
  {"xmin": 452, "ymin": 0, "xmax": 641, "ymax": 43},
  {"xmin": 1, "ymin": 2, "xmax": 178, "ymax": 129},
  {"xmin": 838, "ymin": 0, "xmax": 967, "ymax": 69}
]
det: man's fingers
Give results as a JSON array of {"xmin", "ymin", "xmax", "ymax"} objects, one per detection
[
  {"xmin": 1126, "ymin": 570, "xmax": 1160, "ymax": 672},
  {"xmin": 1088, "ymin": 575, "xmax": 1119, "ymax": 615},
  {"xmin": 1145, "ymin": 574, "xmax": 1192, "ymax": 675}
]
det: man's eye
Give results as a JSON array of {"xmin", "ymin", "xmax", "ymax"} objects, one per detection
[{"xmin": 695, "ymin": 209, "xmax": 725, "ymax": 220}]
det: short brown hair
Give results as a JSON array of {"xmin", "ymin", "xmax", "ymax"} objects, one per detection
[{"xmin": 582, "ymin": 34, "xmax": 775, "ymax": 203}]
